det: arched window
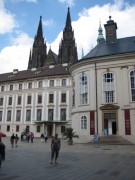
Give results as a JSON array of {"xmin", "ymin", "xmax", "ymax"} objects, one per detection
[
  {"xmin": 103, "ymin": 72, "xmax": 115, "ymax": 103},
  {"xmin": 130, "ymin": 70, "xmax": 135, "ymax": 101},
  {"xmin": 81, "ymin": 116, "xmax": 87, "ymax": 129},
  {"xmin": 80, "ymin": 75, "xmax": 88, "ymax": 105}
]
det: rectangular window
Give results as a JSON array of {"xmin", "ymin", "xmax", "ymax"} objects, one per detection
[
  {"xmin": 48, "ymin": 109, "xmax": 53, "ymax": 121},
  {"xmin": 8, "ymin": 97, "xmax": 12, "ymax": 105},
  {"xmin": 0, "ymin": 111, "xmax": 2, "ymax": 121},
  {"xmin": 17, "ymin": 96, "xmax": 22, "ymax": 105},
  {"xmin": 61, "ymin": 126, "xmax": 65, "ymax": 133},
  {"xmin": 62, "ymin": 79, "xmax": 66, "ymax": 86},
  {"xmin": 27, "ymin": 95, "xmax": 31, "ymax": 104},
  {"xmin": 38, "ymin": 81, "xmax": 43, "ymax": 88},
  {"xmin": 49, "ymin": 94, "xmax": 54, "ymax": 103},
  {"xmin": 37, "ymin": 126, "xmax": 41, "ymax": 133},
  {"xmin": 61, "ymin": 109, "xmax": 66, "ymax": 121},
  {"xmin": 37, "ymin": 109, "xmax": 42, "ymax": 121},
  {"xmin": 16, "ymin": 125, "xmax": 19, "ymax": 132},
  {"xmin": 19, "ymin": 84, "xmax": 22, "ymax": 90},
  {"xmin": 61, "ymin": 93, "xmax": 66, "ymax": 103},
  {"xmin": 38, "ymin": 95, "xmax": 42, "ymax": 104},
  {"xmin": 16, "ymin": 110, "xmax": 21, "ymax": 121},
  {"xmin": 105, "ymin": 91, "xmax": 114, "ymax": 103},
  {"xmin": 10, "ymin": 84, "xmax": 13, "ymax": 91},
  {"xmin": 0, "ymin": 98, "xmax": 3, "ymax": 106},
  {"xmin": 50, "ymin": 80, "xmax": 54, "ymax": 87},
  {"xmin": 26, "ymin": 125, "xmax": 29, "ymax": 132},
  {"xmin": 28, "ymin": 82, "xmax": 32, "ymax": 89},
  {"xmin": 26, "ymin": 110, "xmax": 31, "ymax": 121},
  {"xmin": 7, "ymin": 125, "xmax": 10, "ymax": 132},
  {"xmin": 1, "ymin": 85, "xmax": 4, "ymax": 92},
  {"xmin": 7, "ymin": 110, "xmax": 11, "ymax": 121}
]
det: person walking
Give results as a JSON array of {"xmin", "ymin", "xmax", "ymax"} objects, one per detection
[
  {"xmin": 30, "ymin": 132, "xmax": 34, "ymax": 143},
  {"xmin": 0, "ymin": 137, "xmax": 6, "ymax": 168},
  {"xmin": 50, "ymin": 133, "xmax": 61, "ymax": 164},
  {"xmin": 40, "ymin": 133, "xmax": 44, "ymax": 143},
  {"xmin": 44, "ymin": 133, "xmax": 48, "ymax": 143},
  {"xmin": 15, "ymin": 134, "xmax": 19, "ymax": 147},
  {"xmin": 10, "ymin": 133, "xmax": 15, "ymax": 148}
]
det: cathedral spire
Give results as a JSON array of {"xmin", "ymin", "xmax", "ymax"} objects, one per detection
[
  {"xmin": 37, "ymin": 16, "xmax": 43, "ymax": 39},
  {"xmin": 27, "ymin": 16, "xmax": 47, "ymax": 69},
  {"xmin": 97, "ymin": 21, "xmax": 105, "ymax": 44},
  {"xmin": 65, "ymin": 7, "xmax": 72, "ymax": 31},
  {"xmin": 58, "ymin": 7, "xmax": 78, "ymax": 64}
]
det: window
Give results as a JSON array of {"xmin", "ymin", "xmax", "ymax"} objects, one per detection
[
  {"xmin": 27, "ymin": 95, "xmax": 31, "ymax": 104},
  {"xmin": 80, "ymin": 75, "xmax": 88, "ymax": 105},
  {"xmin": 37, "ymin": 126, "xmax": 41, "ymax": 133},
  {"xmin": 7, "ymin": 125, "xmax": 10, "ymax": 132},
  {"xmin": 0, "ymin": 111, "xmax": 2, "ymax": 121},
  {"xmin": 19, "ymin": 84, "xmax": 22, "ymax": 90},
  {"xmin": 7, "ymin": 110, "xmax": 11, "ymax": 121},
  {"xmin": 48, "ymin": 109, "xmax": 53, "ymax": 121},
  {"xmin": 61, "ymin": 126, "xmax": 65, "ymax": 133},
  {"xmin": 81, "ymin": 116, "xmax": 87, "ymax": 129},
  {"xmin": 1, "ymin": 85, "xmax": 4, "ymax": 92},
  {"xmin": 16, "ymin": 110, "xmax": 21, "ymax": 121},
  {"xmin": 49, "ymin": 94, "xmax": 54, "ymax": 103},
  {"xmin": 130, "ymin": 70, "xmax": 135, "ymax": 101},
  {"xmin": 0, "ymin": 98, "xmax": 3, "ymax": 106},
  {"xmin": 10, "ymin": 84, "xmax": 13, "ymax": 91},
  {"xmin": 16, "ymin": 125, "xmax": 19, "ymax": 132},
  {"xmin": 26, "ymin": 110, "xmax": 31, "ymax": 121},
  {"xmin": 72, "ymin": 89, "xmax": 75, "ymax": 106},
  {"xmin": 37, "ymin": 109, "xmax": 42, "ymax": 121},
  {"xmin": 26, "ymin": 125, "xmax": 29, "ymax": 132},
  {"xmin": 103, "ymin": 72, "xmax": 115, "ymax": 103},
  {"xmin": 17, "ymin": 96, "xmax": 21, "ymax": 105},
  {"xmin": 28, "ymin": 82, "xmax": 32, "ymax": 89},
  {"xmin": 50, "ymin": 80, "xmax": 54, "ymax": 87},
  {"xmin": 61, "ymin": 109, "xmax": 66, "ymax": 121},
  {"xmin": 8, "ymin": 97, "xmax": 12, "ymax": 105},
  {"xmin": 62, "ymin": 79, "xmax": 66, "ymax": 86},
  {"xmin": 38, "ymin": 81, "xmax": 43, "ymax": 88},
  {"xmin": 61, "ymin": 93, "xmax": 66, "ymax": 103},
  {"xmin": 38, "ymin": 95, "xmax": 42, "ymax": 104}
]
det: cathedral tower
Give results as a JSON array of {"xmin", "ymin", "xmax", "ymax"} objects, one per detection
[
  {"xmin": 58, "ymin": 7, "xmax": 78, "ymax": 64},
  {"xmin": 28, "ymin": 16, "xmax": 47, "ymax": 69}
]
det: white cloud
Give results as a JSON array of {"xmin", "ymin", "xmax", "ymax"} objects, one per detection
[
  {"xmin": 0, "ymin": 33, "xmax": 33, "ymax": 73},
  {"xmin": 0, "ymin": 1, "xmax": 17, "ymax": 34},
  {"xmin": 51, "ymin": 0, "xmax": 135, "ymax": 59},
  {"xmin": 42, "ymin": 19, "xmax": 54, "ymax": 27},
  {"xmin": 58, "ymin": 0, "xmax": 75, "ymax": 7}
]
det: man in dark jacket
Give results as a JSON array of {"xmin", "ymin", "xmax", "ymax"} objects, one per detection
[
  {"xmin": 50, "ymin": 133, "xmax": 61, "ymax": 164},
  {"xmin": 0, "ymin": 137, "xmax": 6, "ymax": 168}
]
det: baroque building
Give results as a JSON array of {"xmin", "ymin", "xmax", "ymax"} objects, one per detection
[{"xmin": 0, "ymin": 9, "xmax": 135, "ymax": 144}]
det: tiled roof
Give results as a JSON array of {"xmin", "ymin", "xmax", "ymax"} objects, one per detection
[
  {"xmin": 0, "ymin": 64, "xmax": 69, "ymax": 83},
  {"xmin": 82, "ymin": 36, "xmax": 135, "ymax": 60}
]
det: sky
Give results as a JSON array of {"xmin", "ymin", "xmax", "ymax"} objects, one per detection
[{"xmin": 0, "ymin": 0, "xmax": 135, "ymax": 74}]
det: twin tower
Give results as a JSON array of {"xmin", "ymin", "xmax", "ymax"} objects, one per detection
[{"xmin": 28, "ymin": 7, "xmax": 78, "ymax": 69}]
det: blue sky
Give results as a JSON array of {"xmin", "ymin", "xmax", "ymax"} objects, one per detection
[{"xmin": 0, "ymin": 0, "xmax": 135, "ymax": 73}]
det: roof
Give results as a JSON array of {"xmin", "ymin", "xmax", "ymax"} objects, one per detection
[
  {"xmin": 82, "ymin": 36, "xmax": 135, "ymax": 60},
  {"xmin": 0, "ymin": 64, "xmax": 69, "ymax": 83}
]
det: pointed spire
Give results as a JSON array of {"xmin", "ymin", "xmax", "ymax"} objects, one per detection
[
  {"xmin": 82, "ymin": 48, "xmax": 84, "ymax": 58},
  {"xmin": 28, "ymin": 49, "xmax": 32, "ymax": 69},
  {"xmin": 37, "ymin": 16, "xmax": 43, "ymax": 39},
  {"xmin": 65, "ymin": 7, "xmax": 72, "ymax": 31},
  {"xmin": 97, "ymin": 20, "xmax": 105, "ymax": 44}
]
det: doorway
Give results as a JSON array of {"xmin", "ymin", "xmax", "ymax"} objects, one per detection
[
  {"xmin": 47, "ymin": 125, "xmax": 53, "ymax": 137},
  {"xmin": 104, "ymin": 113, "xmax": 117, "ymax": 135}
]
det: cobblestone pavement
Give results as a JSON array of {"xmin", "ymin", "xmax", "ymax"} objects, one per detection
[{"xmin": 0, "ymin": 137, "xmax": 135, "ymax": 180}]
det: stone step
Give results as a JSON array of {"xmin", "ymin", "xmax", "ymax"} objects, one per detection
[{"xmin": 93, "ymin": 135, "xmax": 132, "ymax": 145}]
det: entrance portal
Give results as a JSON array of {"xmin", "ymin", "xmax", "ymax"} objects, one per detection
[
  {"xmin": 104, "ymin": 113, "xmax": 117, "ymax": 135},
  {"xmin": 47, "ymin": 125, "xmax": 53, "ymax": 137}
]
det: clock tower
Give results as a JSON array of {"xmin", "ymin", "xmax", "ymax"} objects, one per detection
[{"xmin": 104, "ymin": 16, "xmax": 117, "ymax": 43}]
